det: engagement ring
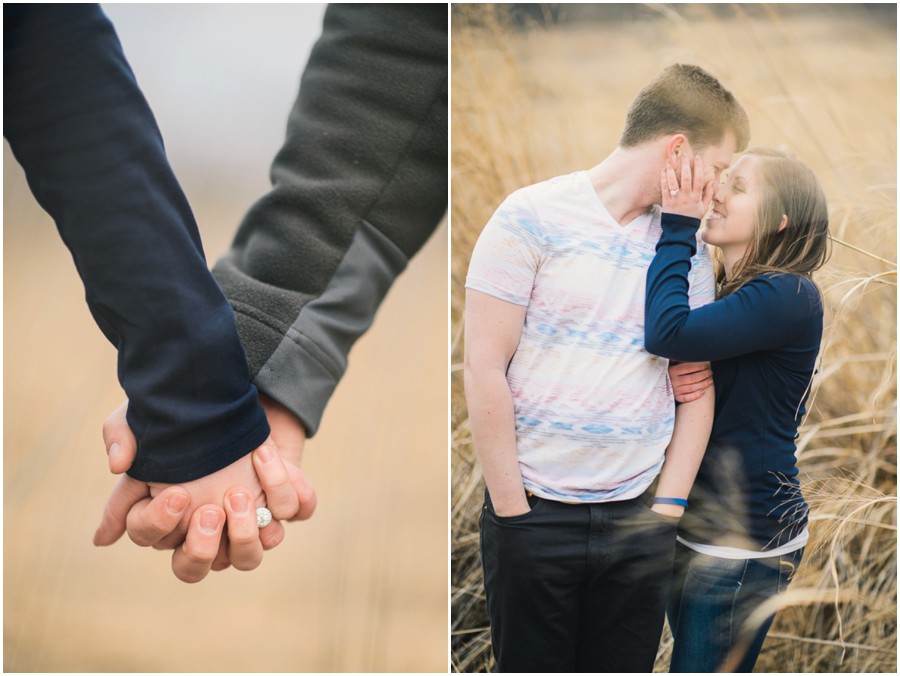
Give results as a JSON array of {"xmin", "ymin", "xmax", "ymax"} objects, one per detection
[
  {"xmin": 669, "ymin": 189, "xmax": 679, "ymax": 197},
  {"xmin": 256, "ymin": 506, "xmax": 273, "ymax": 528}
]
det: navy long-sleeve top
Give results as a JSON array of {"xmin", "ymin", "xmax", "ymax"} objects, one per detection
[
  {"xmin": 645, "ymin": 213, "xmax": 822, "ymax": 549},
  {"xmin": 4, "ymin": 4, "xmax": 269, "ymax": 482}
]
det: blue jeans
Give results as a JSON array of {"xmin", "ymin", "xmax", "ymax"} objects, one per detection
[{"xmin": 667, "ymin": 541, "xmax": 804, "ymax": 673}]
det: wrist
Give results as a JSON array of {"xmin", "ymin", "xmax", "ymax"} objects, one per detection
[
  {"xmin": 652, "ymin": 496, "xmax": 687, "ymax": 518},
  {"xmin": 658, "ymin": 213, "xmax": 700, "ymax": 254},
  {"xmin": 661, "ymin": 212, "xmax": 702, "ymax": 229},
  {"xmin": 651, "ymin": 502, "xmax": 685, "ymax": 518}
]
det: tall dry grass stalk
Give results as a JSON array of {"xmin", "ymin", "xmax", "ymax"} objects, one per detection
[{"xmin": 450, "ymin": 5, "xmax": 896, "ymax": 673}]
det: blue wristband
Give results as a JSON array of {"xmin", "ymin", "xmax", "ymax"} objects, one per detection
[{"xmin": 653, "ymin": 497, "xmax": 688, "ymax": 508}]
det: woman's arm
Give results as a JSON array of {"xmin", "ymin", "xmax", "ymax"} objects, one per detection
[
  {"xmin": 4, "ymin": 5, "xmax": 268, "ymax": 482},
  {"xmin": 645, "ymin": 213, "xmax": 815, "ymax": 363}
]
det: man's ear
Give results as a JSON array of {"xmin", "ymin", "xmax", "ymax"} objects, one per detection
[
  {"xmin": 665, "ymin": 133, "xmax": 688, "ymax": 164},
  {"xmin": 777, "ymin": 215, "xmax": 788, "ymax": 233}
]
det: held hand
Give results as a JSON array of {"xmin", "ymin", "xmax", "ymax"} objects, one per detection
[
  {"xmin": 257, "ymin": 393, "xmax": 316, "ymax": 523},
  {"xmin": 94, "ymin": 448, "xmax": 287, "ymax": 582},
  {"xmin": 660, "ymin": 154, "xmax": 716, "ymax": 220},
  {"xmin": 94, "ymin": 399, "xmax": 315, "ymax": 582},
  {"xmin": 668, "ymin": 361, "xmax": 714, "ymax": 403},
  {"xmin": 101, "ymin": 398, "xmax": 315, "ymax": 524}
]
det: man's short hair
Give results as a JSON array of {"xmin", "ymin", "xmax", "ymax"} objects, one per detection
[{"xmin": 620, "ymin": 64, "xmax": 749, "ymax": 151}]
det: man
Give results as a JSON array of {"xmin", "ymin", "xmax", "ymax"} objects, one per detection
[{"xmin": 464, "ymin": 64, "xmax": 748, "ymax": 672}]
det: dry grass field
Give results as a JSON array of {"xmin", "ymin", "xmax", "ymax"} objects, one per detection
[
  {"xmin": 4, "ymin": 165, "xmax": 448, "ymax": 670},
  {"xmin": 451, "ymin": 4, "xmax": 896, "ymax": 673}
]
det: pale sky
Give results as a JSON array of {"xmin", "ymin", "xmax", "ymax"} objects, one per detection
[{"xmin": 102, "ymin": 3, "xmax": 327, "ymax": 191}]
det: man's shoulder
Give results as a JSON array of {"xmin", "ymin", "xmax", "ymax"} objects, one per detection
[{"xmin": 506, "ymin": 171, "xmax": 587, "ymax": 207}]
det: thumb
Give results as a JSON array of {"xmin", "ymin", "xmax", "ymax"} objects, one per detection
[
  {"xmin": 102, "ymin": 400, "xmax": 137, "ymax": 474},
  {"xmin": 93, "ymin": 475, "xmax": 149, "ymax": 546}
]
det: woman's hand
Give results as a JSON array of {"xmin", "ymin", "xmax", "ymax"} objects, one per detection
[
  {"xmin": 94, "ymin": 399, "xmax": 316, "ymax": 583},
  {"xmin": 660, "ymin": 154, "xmax": 716, "ymax": 220},
  {"xmin": 669, "ymin": 361, "xmax": 714, "ymax": 403}
]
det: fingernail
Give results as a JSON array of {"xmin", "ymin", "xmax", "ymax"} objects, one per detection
[
  {"xmin": 107, "ymin": 442, "xmax": 122, "ymax": 467},
  {"xmin": 166, "ymin": 492, "xmax": 190, "ymax": 514},
  {"xmin": 200, "ymin": 509, "xmax": 221, "ymax": 534},
  {"xmin": 257, "ymin": 444, "xmax": 273, "ymax": 463},
  {"xmin": 229, "ymin": 492, "xmax": 250, "ymax": 514}
]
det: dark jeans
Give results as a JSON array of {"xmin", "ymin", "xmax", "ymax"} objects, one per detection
[
  {"xmin": 667, "ymin": 541, "xmax": 804, "ymax": 673},
  {"xmin": 480, "ymin": 490, "xmax": 680, "ymax": 673}
]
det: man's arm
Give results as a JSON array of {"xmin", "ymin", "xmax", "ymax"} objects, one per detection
[
  {"xmin": 464, "ymin": 290, "xmax": 529, "ymax": 517},
  {"xmin": 652, "ymin": 384, "xmax": 714, "ymax": 517},
  {"xmin": 211, "ymin": 4, "xmax": 447, "ymax": 438}
]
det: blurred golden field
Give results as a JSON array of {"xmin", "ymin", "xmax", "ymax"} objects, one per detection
[
  {"xmin": 451, "ymin": 4, "xmax": 896, "ymax": 673},
  {"xmin": 3, "ymin": 157, "xmax": 448, "ymax": 669}
]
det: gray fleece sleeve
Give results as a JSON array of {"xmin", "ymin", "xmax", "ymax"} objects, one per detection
[{"xmin": 211, "ymin": 4, "xmax": 447, "ymax": 436}]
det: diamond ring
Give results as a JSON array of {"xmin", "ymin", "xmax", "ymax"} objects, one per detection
[
  {"xmin": 669, "ymin": 189, "xmax": 679, "ymax": 197},
  {"xmin": 256, "ymin": 506, "xmax": 273, "ymax": 528}
]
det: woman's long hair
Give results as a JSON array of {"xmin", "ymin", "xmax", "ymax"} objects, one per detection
[{"xmin": 716, "ymin": 147, "xmax": 831, "ymax": 298}]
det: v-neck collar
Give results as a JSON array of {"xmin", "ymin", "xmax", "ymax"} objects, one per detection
[{"xmin": 580, "ymin": 171, "xmax": 656, "ymax": 234}]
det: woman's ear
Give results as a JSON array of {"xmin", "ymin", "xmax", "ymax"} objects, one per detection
[{"xmin": 777, "ymin": 215, "xmax": 788, "ymax": 233}]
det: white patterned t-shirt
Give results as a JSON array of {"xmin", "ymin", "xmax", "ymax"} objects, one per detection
[{"xmin": 466, "ymin": 171, "xmax": 715, "ymax": 502}]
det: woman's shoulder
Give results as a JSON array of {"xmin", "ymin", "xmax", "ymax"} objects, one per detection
[
  {"xmin": 751, "ymin": 272, "xmax": 819, "ymax": 295},
  {"xmin": 751, "ymin": 273, "xmax": 824, "ymax": 321},
  {"xmin": 763, "ymin": 272, "xmax": 820, "ymax": 293}
]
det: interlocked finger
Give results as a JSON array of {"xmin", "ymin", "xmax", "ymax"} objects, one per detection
[
  {"xmin": 285, "ymin": 462, "xmax": 317, "ymax": 521},
  {"xmin": 211, "ymin": 532, "xmax": 231, "ymax": 572},
  {"xmin": 171, "ymin": 506, "xmax": 225, "ymax": 584},
  {"xmin": 223, "ymin": 489, "xmax": 264, "ymax": 571},
  {"xmin": 126, "ymin": 487, "xmax": 190, "ymax": 548},
  {"xmin": 259, "ymin": 518, "xmax": 286, "ymax": 550},
  {"xmin": 252, "ymin": 440, "xmax": 301, "ymax": 520}
]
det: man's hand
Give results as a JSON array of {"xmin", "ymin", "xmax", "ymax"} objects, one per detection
[
  {"xmin": 94, "ymin": 398, "xmax": 316, "ymax": 582},
  {"xmin": 669, "ymin": 361, "xmax": 713, "ymax": 403}
]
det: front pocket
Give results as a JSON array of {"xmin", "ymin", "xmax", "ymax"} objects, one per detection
[
  {"xmin": 485, "ymin": 492, "xmax": 546, "ymax": 524},
  {"xmin": 777, "ymin": 549, "xmax": 803, "ymax": 593},
  {"xmin": 636, "ymin": 498, "xmax": 682, "ymax": 526}
]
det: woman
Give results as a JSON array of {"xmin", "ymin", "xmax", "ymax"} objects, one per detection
[{"xmin": 644, "ymin": 148, "xmax": 830, "ymax": 672}]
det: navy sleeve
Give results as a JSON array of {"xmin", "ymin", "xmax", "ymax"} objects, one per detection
[
  {"xmin": 645, "ymin": 213, "xmax": 817, "ymax": 362},
  {"xmin": 4, "ymin": 4, "xmax": 269, "ymax": 482}
]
